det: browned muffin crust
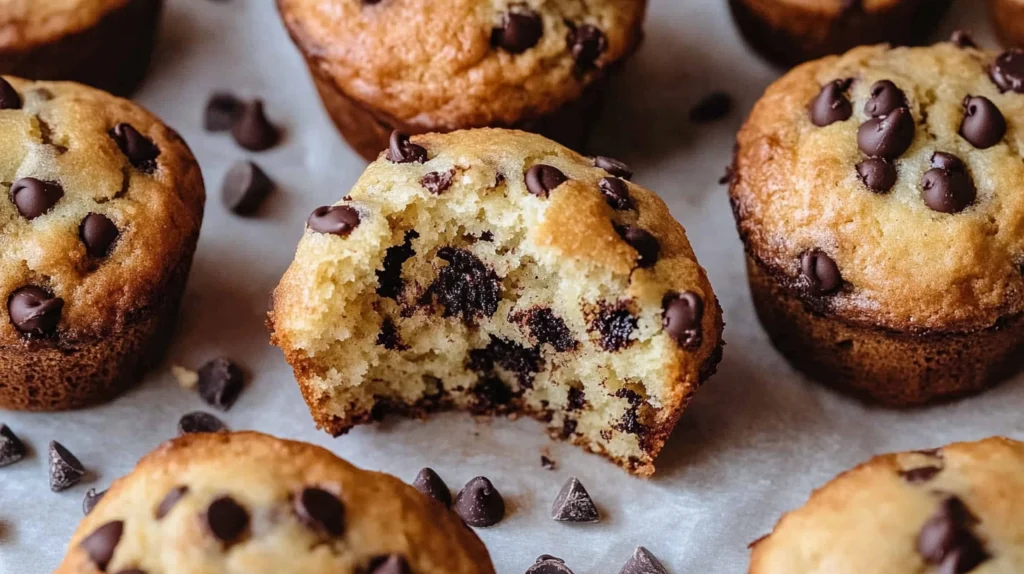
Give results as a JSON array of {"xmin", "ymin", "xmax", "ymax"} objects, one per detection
[{"xmin": 991, "ymin": 0, "xmax": 1024, "ymax": 48}]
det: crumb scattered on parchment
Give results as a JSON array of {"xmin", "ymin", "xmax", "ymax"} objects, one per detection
[{"xmin": 171, "ymin": 365, "xmax": 199, "ymax": 389}]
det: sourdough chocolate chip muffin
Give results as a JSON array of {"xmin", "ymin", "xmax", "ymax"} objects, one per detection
[
  {"xmin": 0, "ymin": 0, "xmax": 163, "ymax": 96},
  {"xmin": 275, "ymin": 0, "xmax": 646, "ymax": 161},
  {"xmin": 728, "ymin": 42, "xmax": 1024, "ymax": 406},
  {"xmin": 749, "ymin": 437, "xmax": 1024, "ymax": 574},
  {"xmin": 991, "ymin": 0, "xmax": 1024, "ymax": 48},
  {"xmin": 270, "ymin": 128, "xmax": 723, "ymax": 476},
  {"xmin": 729, "ymin": 0, "xmax": 953, "ymax": 67},
  {"xmin": 54, "ymin": 431, "xmax": 495, "ymax": 574},
  {"xmin": 0, "ymin": 77, "xmax": 205, "ymax": 411}
]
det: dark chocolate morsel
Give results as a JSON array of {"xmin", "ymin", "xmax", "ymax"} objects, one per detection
[
  {"xmin": 11, "ymin": 177, "xmax": 63, "ymax": 219},
  {"xmin": 492, "ymin": 9, "xmax": 543, "ymax": 54},
  {"xmin": 526, "ymin": 555, "xmax": 576, "ymax": 574},
  {"xmin": 617, "ymin": 226, "xmax": 659, "ymax": 268},
  {"xmin": 80, "ymin": 214, "xmax": 120, "ymax": 258},
  {"xmin": 525, "ymin": 164, "xmax": 567, "ymax": 197},
  {"xmin": 959, "ymin": 95, "xmax": 1007, "ymax": 149},
  {"xmin": 222, "ymin": 160, "xmax": 274, "ymax": 215},
  {"xmin": 197, "ymin": 357, "xmax": 245, "ymax": 411},
  {"xmin": 800, "ymin": 249, "xmax": 842, "ymax": 295},
  {"xmin": 921, "ymin": 154, "xmax": 976, "ymax": 214},
  {"xmin": 177, "ymin": 411, "xmax": 227, "ymax": 435},
  {"xmin": 307, "ymin": 205, "xmax": 361, "ymax": 237},
  {"xmin": 0, "ymin": 77, "xmax": 21, "ymax": 110},
  {"xmin": 864, "ymin": 80, "xmax": 906, "ymax": 118},
  {"xmin": 0, "ymin": 424, "xmax": 26, "ymax": 467},
  {"xmin": 231, "ymin": 100, "xmax": 280, "ymax": 151},
  {"xmin": 421, "ymin": 170, "xmax": 455, "ymax": 194},
  {"xmin": 80, "ymin": 521, "xmax": 124, "ymax": 571},
  {"xmin": 916, "ymin": 496, "xmax": 989, "ymax": 573},
  {"xmin": 594, "ymin": 156, "xmax": 633, "ymax": 180},
  {"xmin": 294, "ymin": 487, "xmax": 345, "ymax": 536},
  {"xmin": 204, "ymin": 93, "xmax": 243, "ymax": 132},
  {"xmin": 567, "ymin": 24, "xmax": 606, "ymax": 72},
  {"xmin": 8, "ymin": 286, "xmax": 64, "ymax": 336},
  {"xmin": 413, "ymin": 467, "xmax": 452, "ymax": 508},
  {"xmin": 386, "ymin": 131, "xmax": 427, "ymax": 164},
  {"xmin": 855, "ymin": 157, "xmax": 897, "ymax": 193},
  {"xmin": 899, "ymin": 466, "xmax": 942, "ymax": 484},
  {"xmin": 111, "ymin": 123, "xmax": 160, "ymax": 170},
  {"xmin": 618, "ymin": 547, "xmax": 668, "ymax": 574},
  {"xmin": 550, "ymin": 476, "xmax": 600, "ymax": 523},
  {"xmin": 205, "ymin": 496, "xmax": 250, "ymax": 546},
  {"xmin": 949, "ymin": 30, "xmax": 977, "ymax": 49},
  {"xmin": 662, "ymin": 291, "xmax": 704, "ymax": 349},
  {"xmin": 991, "ymin": 49, "xmax": 1024, "ymax": 93},
  {"xmin": 857, "ymin": 107, "xmax": 915, "ymax": 158},
  {"xmin": 454, "ymin": 476, "xmax": 505, "ymax": 527},
  {"xmin": 599, "ymin": 177, "xmax": 633, "ymax": 210},
  {"xmin": 155, "ymin": 485, "xmax": 189, "ymax": 519},
  {"xmin": 83, "ymin": 488, "xmax": 107, "ymax": 516},
  {"xmin": 809, "ymin": 79, "xmax": 852, "ymax": 127}
]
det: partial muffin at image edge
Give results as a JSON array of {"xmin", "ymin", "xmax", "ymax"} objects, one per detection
[
  {"xmin": 269, "ymin": 128, "xmax": 723, "ymax": 477},
  {"xmin": 990, "ymin": 0, "xmax": 1024, "ymax": 48},
  {"xmin": 749, "ymin": 437, "xmax": 1024, "ymax": 574},
  {"xmin": 0, "ymin": 76, "xmax": 205, "ymax": 411},
  {"xmin": 53, "ymin": 431, "xmax": 495, "ymax": 574},
  {"xmin": 0, "ymin": 0, "xmax": 164, "ymax": 96},
  {"xmin": 275, "ymin": 0, "xmax": 647, "ymax": 161}
]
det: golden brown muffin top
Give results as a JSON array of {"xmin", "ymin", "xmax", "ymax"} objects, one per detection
[
  {"xmin": 730, "ymin": 43, "xmax": 1024, "ymax": 332},
  {"xmin": 54, "ymin": 431, "xmax": 496, "ymax": 574},
  {"xmin": 0, "ymin": 0, "xmax": 132, "ymax": 50},
  {"xmin": 0, "ymin": 77, "xmax": 204, "ymax": 345},
  {"xmin": 276, "ymin": 0, "xmax": 646, "ymax": 130},
  {"xmin": 749, "ymin": 437, "xmax": 1024, "ymax": 574}
]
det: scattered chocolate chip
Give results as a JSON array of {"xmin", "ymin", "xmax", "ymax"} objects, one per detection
[
  {"xmin": 916, "ymin": 496, "xmax": 989, "ymax": 574},
  {"xmin": 540, "ymin": 455, "xmax": 556, "ymax": 470},
  {"xmin": 526, "ymin": 555, "xmax": 575, "ymax": 574},
  {"xmin": 991, "ymin": 49, "xmax": 1024, "ymax": 93},
  {"xmin": 561, "ymin": 418, "xmax": 578, "ymax": 438},
  {"xmin": 960, "ymin": 96, "xmax": 1006, "ymax": 149},
  {"xmin": 231, "ymin": 100, "xmax": 280, "ymax": 151},
  {"xmin": 567, "ymin": 23, "xmax": 606, "ymax": 74},
  {"xmin": 922, "ymin": 153, "xmax": 975, "ymax": 214},
  {"xmin": 376, "ymin": 317, "xmax": 406, "ymax": 350},
  {"xmin": 197, "ymin": 357, "xmax": 245, "ymax": 411},
  {"xmin": 294, "ymin": 487, "xmax": 345, "ymax": 536},
  {"xmin": 386, "ymin": 131, "xmax": 426, "ymax": 164},
  {"xmin": 454, "ymin": 476, "xmax": 505, "ymax": 527},
  {"xmin": 83, "ymin": 488, "xmax": 106, "ymax": 515},
  {"xmin": 594, "ymin": 156, "xmax": 633, "ymax": 180},
  {"xmin": 413, "ymin": 467, "xmax": 452, "ymax": 507},
  {"xmin": 80, "ymin": 520, "xmax": 123, "ymax": 571},
  {"xmin": 155, "ymin": 485, "xmax": 189, "ymax": 519},
  {"xmin": 950, "ymin": 30, "xmax": 977, "ymax": 49},
  {"xmin": 368, "ymin": 554, "xmax": 411, "ymax": 574},
  {"xmin": 617, "ymin": 226, "xmax": 659, "ymax": 268},
  {"xmin": 0, "ymin": 424, "xmax": 26, "ymax": 467},
  {"xmin": 662, "ymin": 291, "xmax": 704, "ymax": 349},
  {"xmin": 469, "ymin": 335, "xmax": 542, "ymax": 388},
  {"xmin": 719, "ymin": 164, "xmax": 735, "ymax": 185},
  {"xmin": 471, "ymin": 377, "xmax": 514, "ymax": 411},
  {"xmin": 590, "ymin": 302, "xmax": 637, "ymax": 352},
  {"xmin": 307, "ymin": 205, "xmax": 361, "ymax": 236},
  {"xmin": 492, "ymin": 9, "xmax": 543, "ymax": 53},
  {"xmin": 551, "ymin": 476, "xmax": 599, "ymax": 523},
  {"xmin": 617, "ymin": 405, "xmax": 644, "ymax": 435},
  {"xmin": 800, "ymin": 249, "xmax": 842, "ymax": 295},
  {"xmin": 857, "ymin": 107, "xmax": 914, "ymax": 158},
  {"xmin": 566, "ymin": 386, "xmax": 585, "ymax": 411},
  {"xmin": 424, "ymin": 248, "xmax": 501, "ymax": 321},
  {"xmin": 377, "ymin": 231, "xmax": 418, "ymax": 300},
  {"xmin": 221, "ymin": 161, "xmax": 274, "ymax": 215},
  {"xmin": 525, "ymin": 164, "xmax": 567, "ymax": 197},
  {"xmin": 522, "ymin": 308, "xmax": 577, "ymax": 352},
  {"xmin": 900, "ymin": 466, "xmax": 942, "ymax": 483},
  {"xmin": 599, "ymin": 177, "xmax": 633, "ymax": 210},
  {"xmin": 205, "ymin": 496, "xmax": 250, "ymax": 546},
  {"xmin": 864, "ymin": 80, "xmax": 907, "ymax": 118},
  {"xmin": 0, "ymin": 77, "xmax": 21, "ymax": 109},
  {"xmin": 809, "ymin": 79, "xmax": 852, "ymax": 127},
  {"xmin": 80, "ymin": 214, "xmax": 119, "ymax": 258},
  {"xmin": 689, "ymin": 92, "xmax": 733, "ymax": 123},
  {"xmin": 619, "ymin": 547, "xmax": 668, "ymax": 574},
  {"xmin": 8, "ymin": 286, "xmax": 63, "ymax": 336},
  {"xmin": 421, "ymin": 170, "xmax": 455, "ymax": 194},
  {"xmin": 855, "ymin": 157, "xmax": 897, "ymax": 193},
  {"xmin": 931, "ymin": 152, "xmax": 964, "ymax": 172},
  {"xmin": 204, "ymin": 93, "xmax": 243, "ymax": 131},
  {"xmin": 111, "ymin": 123, "xmax": 160, "ymax": 171},
  {"xmin": 10, "ymin": 177, "xmax": 63, "ymax": 219},
  {"xmin": 177, "ymin": 411, "xmax": 227, "ymax": 435}
]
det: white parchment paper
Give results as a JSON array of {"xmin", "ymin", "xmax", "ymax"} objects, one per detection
[{"xmin": 2, "ymin": 1, "xmax": 1022, "ymax": 572}]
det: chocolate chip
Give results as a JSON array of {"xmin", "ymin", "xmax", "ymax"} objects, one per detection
[
  {"xmin": 594, "ymin": 156, "xmax": 633, "ymax": 180},
  {"xmin": 618, "ymin": 547, "xmax": 668, "ymax": 574},
  {"xmin": 561, "ymin": 418, "xmax": 578, "ymax": 438},
  {"xmin": 590, "ymin": 302, "xmax": 637, "ymax": 352},
  {"xmin": 469, "ymin": 335, "xmax": 542, "ymax": 388},
  {"xmin": 421, "ymin": 170, "xmax": 455, "ymax": 194},
  {"xmin": 197, "ymin": 357, "xmax": 245, "ymax": 411},
  {"xmin": 617, "ymin": 226, "xmax": 659, "ymax": 268},
  {"xmin": 80, "ymin": 214, "xmax": 119, "ymax": 258},
  {"xmin": 308, "ymin": 205, "xmax": 361, "ymax": 236},
  {"xmin": 83, "ymin": 488, "xmax": 106, "ymax": 515},
  {"xmin": 567, "ymin": 24, "xmax": 606, "ymax": 73},
  {"xmin": 413, "ymin": 467, "xmax": 452, "ymax": 507},
  {"xmin": 368, "ymin": 554, "xmax": 411, "ymax": 574},
  {"xmin": 8, "ymin": 286, "xmax": 63, "ymax": 336},
  {"xmin": 0, "ymin": 424, "xmax": 26, "ymax": 467},
  {"xmin": 922, "ymin": 154, "xmax": 975, "ymax": 214},
  {"xmin": 386, "ymin": 131, "xmax": 426, "ymax": 164},
  {"xmin": 526, "ymin": 555, "xmax": 575, "ymax": 574},
  {"xmin": 454, "ymin": 476, "xmax": 505, "ymax": 527},
  {"xmin": 540, "ymin": 456, "xmax": 556, "ymax": 470},
  {"xmin": 931, "ymin": 152, "xmax": 964, "ymax": 172},
  {"xmin": 960, "ymin": 96, "xmax": 1006, "ymax": 149},
  {"xmin": 0, "ymin": 77, "xmax": 21, "ymax": 110},
  {"xmin": 80, "ymin": 521, "xmax": 123, "ymax": 571},
  {"xmin": 205, "ymin": 496, "xmax": 249, "ymax": 546},
  {"xmin": 220, "ymin": 160, "xmax": 274, "ymax": 216},
  {"xmin": 855, "ymin": 157, "xmax": 897, "ymax": 193},
  {"xmin": 522, "ymin": 308, "xmax": 577, "ymax": 352},
  {"xmin": 376, "ymin": 317, "xmax": 406, "ymax": 350},
  {"xmin": 155, "ymin": 485, "xmax": 188, "ymax": 519},
  {"xmin": 525, "ymin": 164, "xmax": 567, "ymax": 197},
  {"xmin": 599, "ymin": 177, "xmax": 633, "ymax": 210},
  {"xmin": 177, "ymin": 411, "xmax": 227, "ymax": 435},
  {"xmin": 800, "ymin": 249, "xmax": 842, "ymax": 295},
  {"xmin": 10, "ymin": 177, "xmax": 63, "ymax": 219},
  {"xmin": 950, "ymin": 30, "xmax": 977, "ymax": 49},
  {"xmin": 294, "ymin": 487, "xmax": 345, "ymax": 536},
  {"xmin": 49, "ymin": 441, "xmax": 85, "ymax": 491},
  {"xmin": 424, "ymin": 247, "xmax": 501, "ymax": 321},
  {"xmin": 662, "ymin": 291, "xmax": 704, "ymax": 349},
  {"xmin": 377, "ymin": 231, "xmax": 418, "ymax": 299},
  {"xmin": 916, "ymin": 496, "xmax": 989, "ymax": 574},
  {"xmin": 991, "ymin": 49, "xmax": 1024, "ymax": 93},
  {"xmin": 809, "ymin": 79, "xmax": 852, "ymax": 127},
  {"xmin": 551, "ymin": 476, "xmax": 599, "ymax": 523},
  {"xmin": 231, "ymin": 100, "xmax": 280, "ymax": 151},
  {"xmin": 566, "ymin": 386, "xmax": 585, "ymax": 410},
  {"xmin": 864, "ymin": 80, "xmax": 906, "ymax": 118},
  {"xmin": 111, "ymin": 123, "xmax": 160, "ymax": 171},
  {"xmin": 471, "ymin": 377, "xmax": 514, "ymax": 412},
  {"xmin": 492, "ymin": 9, "xmax": 543, "ymax": 53},
  {"xmin": 204, "ymin": 93, "xmax": 242, "ymax": 131},
  {"xmin": 689, "ymin": 92, "xmax": 733, "ymax": 123},
  {"xmin": 857, "ymin": 107, "xmax": 914, "ymax": 158},
  {"xmin": 900, "ymin": 466, "xmax": 942, "ymax": 483}
]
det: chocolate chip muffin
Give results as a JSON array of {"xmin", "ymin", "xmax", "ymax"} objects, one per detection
[
  {"xmin": 749, "ymin": 437, "xmax": 1024, "ymax": 574},
  {"xmin": 728, "ymin": 42, "xmax": 1024, "ymax": 406},
  {"xmin": 0, "ymin": 0, "xmax": 163, "ymax": 96},
  {"xmin": 729, "ymin": 0, "xmax": 953, "ymax": 67},
  {"xmin": 275, "ymin": 0, "xmax": 646, "ymax": 161},
  {"xmin": 991, "ymin": 0, "xmax": 1024, "ymax": 48},
  {"xmin": 53, "ymin": 431, "xmax": 495, "ymax": 574},
  {"xmin": 269, "ymin": 128, "xmax": 723, "ymax": 476},
  {"xmin": 0, "ymin": 77, "xmax": 205, "ymax": 411}
]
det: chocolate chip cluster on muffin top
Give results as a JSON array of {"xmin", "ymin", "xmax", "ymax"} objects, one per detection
[
  {"xmin": 729, "ymin": 41, "xmax": 1024, "ymax": 405},
  {"xmin": 270, "ymin": 129, "xmax": 723, "ymax": 476},
  {"xmin": 53, "ymin": 431, "xmax": 495, "ymax": 574},
  {"xmin": 0, "ymin": 76, "xmax": 205, "ymax": 411}
]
